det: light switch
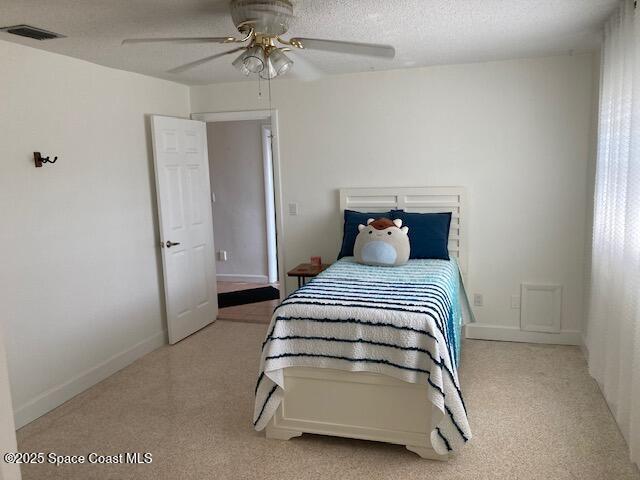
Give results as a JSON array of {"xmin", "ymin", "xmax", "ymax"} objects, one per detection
[
  {"xmin": 511, "ymin": 294, "xmax": 521, "ymax": 309},
  {"xmin": 288, "ymin": 203, "xmax": 299, "ymax": 215},
  {"xmin": 473, "ymin": 293, "xmax": 484, "ymax": 307}
]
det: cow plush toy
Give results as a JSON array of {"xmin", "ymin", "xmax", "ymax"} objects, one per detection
[{"xmin": 353, "ymin": 217, "xmax": 410, "ymax": 266}]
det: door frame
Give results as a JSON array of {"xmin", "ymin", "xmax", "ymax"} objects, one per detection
[
  {"xmin": 261, "ymin": 124, "xmax": 278, "ymax": 284},
  {"xmin": 191, "ymin": 110, "xmax": 286, "ymax": 300}
]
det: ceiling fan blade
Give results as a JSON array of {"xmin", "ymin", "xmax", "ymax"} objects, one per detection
[
  {"xmin": 122, "ymin": 36, "xmax": 236, "ymax": 45},
  {"xmin": 287, "ymin": 51, "xmax": 324, "ymax": 82},
  {"xmin": 289, "ymin": 38, "xmax": 395, "ymax": 59},
  {"xmin": 167, "ymin": 47, "xmax": 246, "ymax": 74}
]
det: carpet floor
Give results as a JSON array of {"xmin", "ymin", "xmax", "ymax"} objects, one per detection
[{"xmin": 17, "ymin": 321, "xmax": 640, "ymax": 480}]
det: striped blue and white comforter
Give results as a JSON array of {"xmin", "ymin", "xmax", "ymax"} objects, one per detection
[{"xmin": 253, "ymin": 257, "xmax": 471, "ymax": 454}]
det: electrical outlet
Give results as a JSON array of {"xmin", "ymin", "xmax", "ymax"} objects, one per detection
[
  {"xmin": 511, "ymin": 294, "xmax": 521, "ymax": 309},
  {"xmin": 473, "ymin": 293, "xmax": 483, "ymax": 307},
  {"xmin": 288, "ymin": 203, "xmax": 299, "ymax": 216},
  {"xmin": 217, "ymin": 250, "xmax": 228, "ymax": 261}
]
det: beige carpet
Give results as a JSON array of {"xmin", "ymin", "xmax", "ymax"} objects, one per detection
[{"xmin": 17, "ymin": 321, "xmax": 640, "ymax": 480}]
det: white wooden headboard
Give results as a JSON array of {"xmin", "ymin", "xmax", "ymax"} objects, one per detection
[{"xmin": 339, "ymin": 186, "xmax": 467, "ymax": 273}]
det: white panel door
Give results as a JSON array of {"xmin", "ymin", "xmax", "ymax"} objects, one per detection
[{"xmin": 151, "ymin": 116, "xmax": 217, "ymax": 344}]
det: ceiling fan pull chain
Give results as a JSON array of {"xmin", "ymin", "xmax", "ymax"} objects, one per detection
[{"xmin": 268, "ymin": 73, "xmax": 273, "ymax": 114}]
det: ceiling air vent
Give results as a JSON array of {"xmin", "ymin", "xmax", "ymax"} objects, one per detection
[{"xmin": 0, "ymin": 25, "xmax": 65, "ymax": 41}]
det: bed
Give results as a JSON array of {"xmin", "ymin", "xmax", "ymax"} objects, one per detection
[{"xmin": 253, "ymin": 187, "xmax": 471, "ymax": 460}]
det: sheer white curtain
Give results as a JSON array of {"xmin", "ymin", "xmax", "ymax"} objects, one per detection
[{"xmin": 587, "ymin": 0, "xmax": 640, "ymax": 468}]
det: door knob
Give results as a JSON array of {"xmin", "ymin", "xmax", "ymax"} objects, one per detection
[{"xmin": 166, "ymin": 241, "xmax": 181, "ymax": 248}]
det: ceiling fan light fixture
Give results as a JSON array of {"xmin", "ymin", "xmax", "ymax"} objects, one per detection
[
  {"xmin": 268, "ymin": 48, "xmax": 293, "ymax": 76},
  {"xmin": 259, "ymin": 59, "xmax": 277, "ymax": 80},
  {"xmin": 232, "ymin": 51, "xmax": 252, "ymax": 75},
  {"xmin": 242, "ymin": 45, "xmax": 266, "ymax": 73}
]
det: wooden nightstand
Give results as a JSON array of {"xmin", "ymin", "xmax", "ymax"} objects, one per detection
[{"xmin": 287, "ymin": 263, "xmax": 331, "ymax": 288}]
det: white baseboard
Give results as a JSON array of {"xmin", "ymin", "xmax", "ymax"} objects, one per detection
[
  {"xmin": 14, "ymin": 330, "xmax": 167, "ymax": 429},
  {"xmin": 464, "ymin": 323, "xmax": 582, "ymax": 345},
  {"xmin": 216, "ymin": 274, "xmax": 269, "ymax": 284},
  {"xmin": 580, "ymin": 334, "xmax": 589, "ymax": 361}
]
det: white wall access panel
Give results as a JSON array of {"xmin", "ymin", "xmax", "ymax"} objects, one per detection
[{"xmin": 520, "ymin": 283, "xmax": 562, "ymax": 333}]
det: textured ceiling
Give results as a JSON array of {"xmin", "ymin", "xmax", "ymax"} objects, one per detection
[{"xmin": 0, "ymin": 0, "xmax": 618, "ymax": 85}]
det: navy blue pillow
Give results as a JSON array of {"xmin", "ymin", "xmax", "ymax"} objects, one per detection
[
  {"xmin": 390, "ymin": 211, "xmax": 452, "ymax": 260},
  {"xmin": 338, "ymin": 209, "xmax": 393, "ymax": 259}
]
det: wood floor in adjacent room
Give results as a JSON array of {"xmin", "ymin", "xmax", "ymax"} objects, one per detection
[{"xmin": 17, "ymin": 321, "xmax": 640, "ymax": 480}]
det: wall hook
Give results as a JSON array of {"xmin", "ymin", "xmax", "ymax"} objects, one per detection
[{"xmin": 34, "ymin": 152, "xmax": 58, "ymax": 168}]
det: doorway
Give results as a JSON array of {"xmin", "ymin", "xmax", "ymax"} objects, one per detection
[{"xmin": 193, "ymin": 110, "xmax": 285, "ymax": 324}]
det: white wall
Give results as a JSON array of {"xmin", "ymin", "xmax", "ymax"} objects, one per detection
[
  {"xmin": 0, "ymin": 323, "xmax": 20, "ymax": 480},
  {"xmin": 191, "ymin": 54, "xmax": 596, "ymax": 343},
  {"xmin": 582, "ymin": 49, "xmax": 602, "ymax": 348},
  {"xmin": 0, "ymin": 40, "xmax": 190, "ymax": 427},
  {"xmin": 207, "ymin": 120, "xmax": 269, "ymax": 283}
]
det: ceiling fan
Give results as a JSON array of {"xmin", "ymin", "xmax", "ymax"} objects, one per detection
[{"xmin": 122, "ymin": 0, "xmax": 395, "ymax": 79}]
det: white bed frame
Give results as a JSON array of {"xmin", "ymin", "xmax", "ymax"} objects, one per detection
[{"xmin": 265, "ymin": 187, "xmax": 467, "ymax": 460}]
